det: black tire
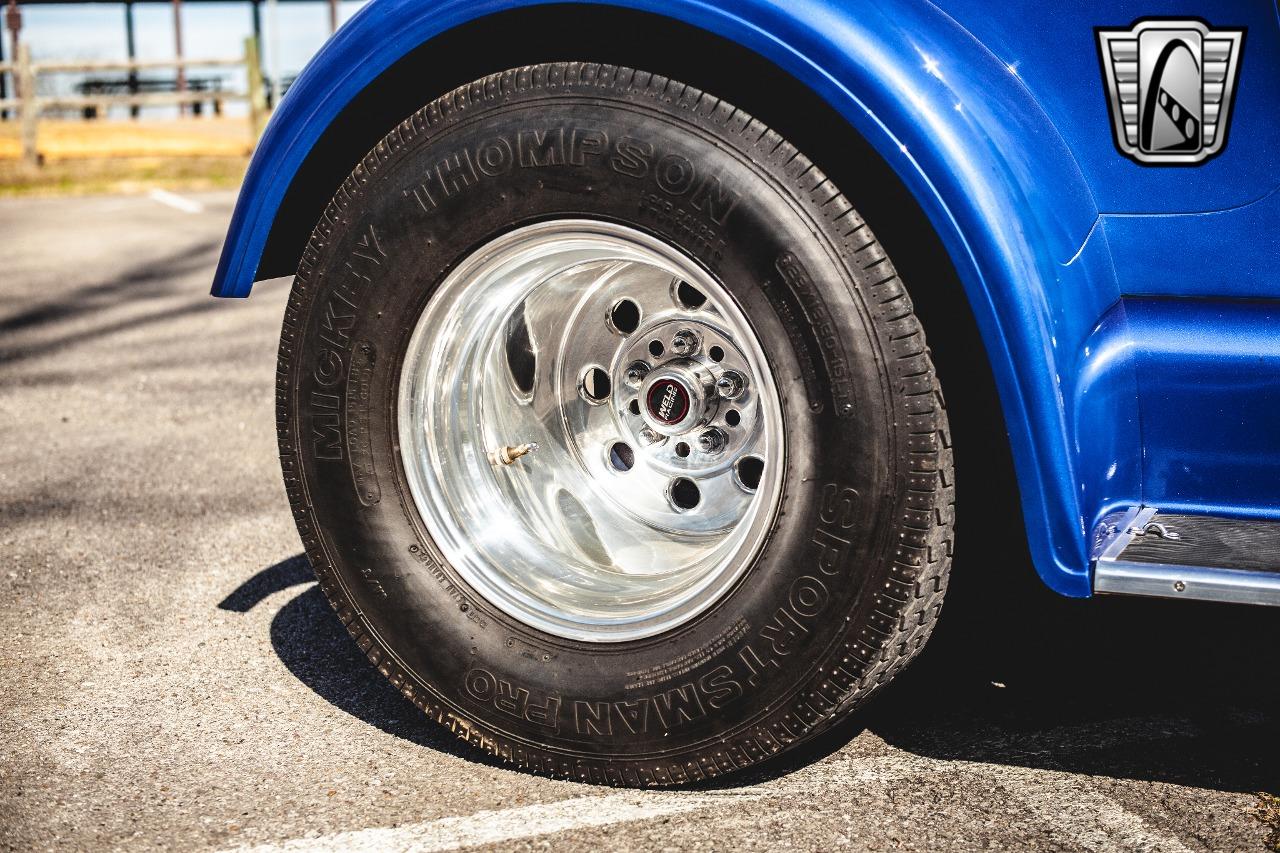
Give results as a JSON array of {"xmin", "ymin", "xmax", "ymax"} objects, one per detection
[{"xmin": 278, "ymin": 62, "xmax": 953, "ymax": 785}]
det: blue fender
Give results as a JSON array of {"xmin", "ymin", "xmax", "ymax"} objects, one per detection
[{"xmin": 213, "ymin": 0, "xmax": 1136, "ymax": 597}]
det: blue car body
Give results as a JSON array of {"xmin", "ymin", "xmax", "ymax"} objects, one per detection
[{"xmin": 212, "ymin": 0, "xmax": 1280, "ymax": 599}]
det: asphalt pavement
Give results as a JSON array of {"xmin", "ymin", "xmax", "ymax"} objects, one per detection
[{"xmin": 1, "ymin": 190, "xmax": 1277, "ymax": 852}]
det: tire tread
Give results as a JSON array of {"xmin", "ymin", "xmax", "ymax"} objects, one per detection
[{"xmin": 276, "ymin": 60, "xmax": 954, "ymax": 786}]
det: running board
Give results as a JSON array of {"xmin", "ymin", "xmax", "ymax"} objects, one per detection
[{"xmin": 1092, "ymin": 507, "xmax": 1280, "ymax": 607}]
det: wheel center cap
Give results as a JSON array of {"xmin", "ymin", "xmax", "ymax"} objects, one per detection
[
  {"xmin": 637, "ymin": 360, "xmax": 716, "ymax": 436},
  {"xmin": 646, "ymin": 378, "xmax": 691, "ymax": 425}
]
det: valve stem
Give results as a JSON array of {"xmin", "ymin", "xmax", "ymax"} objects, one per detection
[{"xmin": 489, "ymin": 442, "xmax": 539, "ymax": 466}]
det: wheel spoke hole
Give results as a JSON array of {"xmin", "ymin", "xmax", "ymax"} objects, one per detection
[
  {"xmin": 725, "ymin": 409, "xmax": 741, "ymax": 427},
  {"xmin": 675, "ymin": 280, "xmax": 707, "ymax": 310},
  {"xmin": 735, "ymin": 455, "xmax": 765, "ymax": 492},
  {"xmin": 400, "ymin": 220, "xmax": 783, "ymax": 643},
  {"xmin": 609, "ymin": 441, "xmax": 635, "ymax": 472},
  {"xmin": 669, "ymin": 477, "xmax": 701, "ymax": 511},
  {"xmin": 504, "ymin": 303, "xmax": 536, "ymax": 396},
  {"xmin": 581, "ymin": 366, "xmax": 611, "ymax": 403},
  {"xmin": 609, "ymin": 299, "xmax": 641, "ymax": 334}
]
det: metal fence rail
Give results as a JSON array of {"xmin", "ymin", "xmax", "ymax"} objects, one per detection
[{"xmin": 2, "ymin": 37, "xmax": 267, "ymax": 166}]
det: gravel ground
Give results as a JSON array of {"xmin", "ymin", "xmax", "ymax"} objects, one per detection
[{"xmin": 1, "ymin": 191, "xmax": 1276, "ymax": 852}]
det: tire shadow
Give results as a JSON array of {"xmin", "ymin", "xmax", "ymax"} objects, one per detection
[
  {"xmin": 702, "ymin": 546, "xmax": 1280, "ymax": 792},
  {"xmin": 860, "ymin": 543, "xmax": 1280, "ymax": 796},
  {"xmin": 222, "ymin": 553, "xmax": 1279, "ymax": 794},
  {"xmin": 218, "ymin": 555, "xmax": 509, "ymax": 771}
]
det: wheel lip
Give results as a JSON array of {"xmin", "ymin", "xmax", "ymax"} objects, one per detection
[{"xmin": 396, "ymin": 219, "xmax": 786, "ymax": 643}]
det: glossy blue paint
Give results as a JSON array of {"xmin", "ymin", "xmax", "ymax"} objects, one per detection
[
  {"xmin": 1102, "ymin": 186, "xmax": 1280, "ymax": 300},
  {"xmin": 1082, "ymin": 297, "xmax": 1280, "ymax": 520},
  {"xmin": 210, "ymin": 0, "xmax": 1280, "ymax": 598},
  {"xmin": 1069, "ymin": 239, "xmax": 1144, "ymax": 539},
  {"xmin": 933, "ymin": 0, "xmax": 1280, "ymax": 213}
]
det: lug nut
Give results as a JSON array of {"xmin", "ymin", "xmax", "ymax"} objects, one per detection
[
  {"xmin": 639, "ymin": 426, "xmax": 665, "ymax": 446},
  {"xmin": 697, "ymin": 428, "xmax": 727, "ymax": 454},
  {"xmin": 624, "ymin": 361, "xmax": 650, "ymax": 389},
  {"xmin": 716, "ymin": 371, "xmax": 746, "ymax": 400},
  {"xmin": 670, "ymin": 329, "xmax": 700, "ymax": 357}
]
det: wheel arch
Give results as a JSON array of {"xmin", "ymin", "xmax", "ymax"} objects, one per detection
[{"xmin": 214, "ymin": 0, "xmax": 1127, "ymax": 598}]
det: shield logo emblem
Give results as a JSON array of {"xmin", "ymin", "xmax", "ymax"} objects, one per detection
[{"xmin": 1096, "ymin": 19, "xmax": 1245, "ymax": 165}]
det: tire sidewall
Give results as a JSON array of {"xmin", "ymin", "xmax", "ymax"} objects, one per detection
[{"xmin": 284, "ymin": 68, "xmax": 906, "ymax": 774}]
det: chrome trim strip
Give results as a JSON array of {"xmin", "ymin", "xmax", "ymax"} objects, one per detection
[
  {"xmin": 1092, "ymin": 507, "xmax": 1280, "ymax": 606},
  {"xmin": 1095, "ymin": 560, "xmax": 1280, "ymax": 607}
]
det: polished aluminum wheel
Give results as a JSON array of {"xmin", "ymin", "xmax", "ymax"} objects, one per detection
[{"xmin": 398, "ymin": 221, "xmax": 784, "ymax": 641}]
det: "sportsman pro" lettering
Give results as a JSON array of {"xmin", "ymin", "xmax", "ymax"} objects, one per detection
[{"xmin": 461, "ymin": 483, "xmax": 865, "ymax": 738}]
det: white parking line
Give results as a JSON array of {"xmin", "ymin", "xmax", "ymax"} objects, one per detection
[
  {"xmin": 223, "ymin": 716, "xmax": 1202, "ymax": 853},
  {"xmin": 998, "ymin": 774, "xmax": 1195, "ymax": 853},
  {"xmin": 225, "ymin": 792, "xmax": 760, "ymax": 853},
  {"xmin": 148, "ymin": 188, "xmax": 205, "ymax": 214},
  {"xmin": 780, "ymin": 751, "xmax": 1195, "ymax": 852}
]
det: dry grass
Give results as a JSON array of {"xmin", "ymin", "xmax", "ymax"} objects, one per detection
[
  {"xmin": 1256, "ymin": 792, "xmax": 1280, "ymax": 852},
  {"xmin": 0, "ymin": 156, "xmax": 247, "ymax": 197},
  {"xmin": 0, "ymin": 116, "xmax": 255, "ymax": 159},
  {"xmin": 0, "ymin": 116, "xmax": 253, "ymax": 196}
]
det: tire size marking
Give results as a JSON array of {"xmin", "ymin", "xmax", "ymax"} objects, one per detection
[
  {"xmin": 766, "ymin": 252, "xmax": 857, "ymax": 419},
  {"xmin": 758, "ymin": 269, "xmax": 825, "ymax": 416}
]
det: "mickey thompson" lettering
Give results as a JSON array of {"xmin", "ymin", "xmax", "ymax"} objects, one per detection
[{"xmin": 404, "ymin": 126, "xmax": 741, "ymax": 225}]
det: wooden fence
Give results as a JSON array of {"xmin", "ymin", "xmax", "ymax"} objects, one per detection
[{"xmin": 0, "ymin": 37, "xmax": 267, "ymax": 166}]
